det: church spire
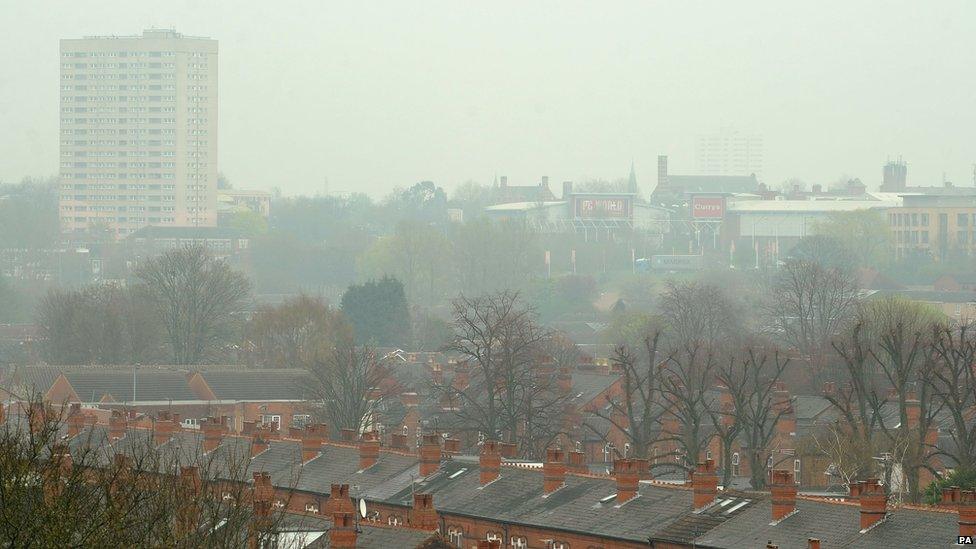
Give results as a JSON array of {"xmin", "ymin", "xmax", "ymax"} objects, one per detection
[{"xmin": 627, "ymin": 161, "xmax": 638, "ymax": 193}]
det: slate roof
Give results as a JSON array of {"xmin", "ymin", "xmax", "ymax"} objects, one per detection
[
  {"xmin": 293, "ymin": 515, "xmax": 433, "ymax": 549},
  {"xmin": 288, "ymin": 445, "xmax": 419, "ymax": 500},
  {"xmin": 200, "ymin": 369, "xmax": 315, "ymax": 401},
  {"xmin": 693, "ymin": 497, "xmax": 960, "ymax": 549},
  {"xmin": 66, "ymin": 369, "xmax": 199, "ymax": 402},
  {"xmin": 569, "ymin": 372, "xmax": 619, "ymax": 408},
  {"xmin": 381, "ymin": 458, "xmax": 701, "ymax": 543}
]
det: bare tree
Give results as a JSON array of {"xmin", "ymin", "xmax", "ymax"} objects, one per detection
[
  {"xmin": 659, "ymin": 280, "xmax": 741, "ymax": 346},
  {"xmin": 715, "ymin": 348, "xmax": 790, "ymax": 489},
  {"xmin": 0, "ymin": 397, "xmax": 287, "ymax": 547},
  {"xmin": 37, "ymin": 284, "xmax": 164, "ymax": 365},
  {"xmin": 243, "ymin": 294, "xmax": 352, "ymax": 369},
  {"xmin": 858, "ymin": 296, "xmax": 944, "ymax": 502},
  {"xmin": 930, "ymin": 324, "xmax": 976, "ymax": 475},
  {"xmin": 308, "ymin": 340, "xmax": 388, "ymax": 435},
  {"xmin": 137, "ymin": 246, "xmax": 251, "ymax": 365},
  {"xmin": 767, "ymin": 258, "xmax": 859, "ymax": 357},
  {"xmin": 436, "ymin": 292, "xmax": 566, "ymax": 457},
  {"xmin": 661, "ymin": 341, "xmax": 718, "ymax": 471},
  {"xmin": 585, "ymin": 334, "xmax": 668, "ymax": 462}
]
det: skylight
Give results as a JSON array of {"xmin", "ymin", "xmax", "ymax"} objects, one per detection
[
  {"xmin": 724, "ymin": 500, "xmax": 750, "ymax": 514},
  {"xmin": 448, "ymin": 468, "xmax": 467, "ymax": 479}
]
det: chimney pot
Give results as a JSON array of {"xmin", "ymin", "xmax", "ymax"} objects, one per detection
[{"xmin": 808, "ymin": 539, "xmax": 821, "ymax": 549}]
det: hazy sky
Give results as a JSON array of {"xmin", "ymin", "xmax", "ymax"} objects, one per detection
[{"xmin": 2, "ymin": 1, "xmax": 975, "ymax": 197}]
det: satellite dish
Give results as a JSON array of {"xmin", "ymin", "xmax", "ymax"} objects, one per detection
[{"xmin": 358, "ymin": 498, "xmax": 367, "ymax": 519}]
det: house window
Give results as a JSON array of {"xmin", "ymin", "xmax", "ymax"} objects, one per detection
[
  {"xmin": 260, "ymin": 414, "xmax": 281, "ymax": 429},
  {"xmin": 448, "ymin": 527, "xmax": 464, "ymax": 546},
  {"xmin": 273, "ymin": 500, "xmax": 285, "ymax": 509},
  {"xmin": 731, "ymin": 452, "xmax": 740, "ymax": 476},
  {"xmin": 554, "ymin": 542, "xmax": 570, "ymax": 549},
  {"xmin": 487, "ymin": 532, "xmax": 502, "ymax": 542},
  {"xmin": 305, "ymin": 502, "xmax": 319, "ymax": 513},
  {"xmin": 510, "ymin": 536, "xmax": 528, "ymax": 548},
  {"xmin": 222, "ymin": 492, "xmax": 234, "ymax": 501},
  {"xmin": 793, "ymin": 459, "xmax": 801, "ymax": 478},
  {"xmin": 706, "ymin": 450, "xmax": 712, "ymax": 460},
  {"xmin": 388, "ymin": 515, "xmax": 403, "ymax": 526},
  {"xmin": 292, "ymin": 414, "xmax": 311, "ymax": 428}
]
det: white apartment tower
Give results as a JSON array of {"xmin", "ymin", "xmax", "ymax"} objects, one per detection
[
  {"xmin": 59, "ymin": 29, "xmax": 218, "ymax": 235},
  {"xmin": 695, "ymin": 128, "xmax": 763, "ymax": 178}
]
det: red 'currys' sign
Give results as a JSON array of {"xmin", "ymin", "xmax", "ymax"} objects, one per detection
[{"xmin": 691, "ymin": 197, "xmax": 726, "ymax": 219}]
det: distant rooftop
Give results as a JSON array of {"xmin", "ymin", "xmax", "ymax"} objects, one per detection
[{"xmin": 78, "ymin": 29, "xmax": 212, "ymax": 41}]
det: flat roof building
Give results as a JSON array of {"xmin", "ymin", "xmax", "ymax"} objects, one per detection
[{"xmin": 59, "ymin": 29, "xmax": 218, "ymax": 236}]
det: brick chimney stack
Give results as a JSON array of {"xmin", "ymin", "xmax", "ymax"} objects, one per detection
[
  {"xmin": 177, "ymin": 466, "xmax": 202, "ymax": 539},
  {"xmin": 942, "ymin": 486, "xmax": 976, "ymax": 539},
  {"xmin": 66, "ymin": 403, "xmax": 84, "ymax": 437},
  {"xmin": 390, "ymin": 432, "xmax": 408, "ymax": 450},
  {"xmin": 567, "ymin": 450, "xmax": 587, "ymax": 473},
  {"xmin": 253, "ymin": 471, "xmax": 274, "ymax": 504},
  {"xmin": 109, "ymin": 410, "xmax": 127, "ymax": 440},
  {"xmin": 905, "ymin": 392, "xmax": 921, "ymax": 429},
  {"xmin": 808, "ymin": 539, "xmax": 821, "ymax": 549},
  {"xmin": 201, "ymin": 417, "xmax": 227, "ymax": 453},
  {"xmin": 770, "ymin": 470, "xmax": 797, "ymax": 521},
  {"xmin": 325, "ymin": 484, "xmax": 354, "ymax": 515},
  {"xmin": 411, "ymin": 493, "xmax": 438, "ymax": 530},
  {"xmin": 44, "ymin": 443, "xmax": 72, "ymax": 503},
  {"xmin": 854, "ymin": 478, "xmax": 887, "ymax": 530},
  {"xmin": 692, "ymin": 459, "xmax": 719, "ymax": 509},
  {"xmin": 419, "ymin": 434, "xmax": 442, "ymax": 477},
  {"xmin": 302, "ymin": 424, "xmax": 328, "ymax": 462},
  {"xmin": 153, "ymin": 411, "xmax": 178, "ymax": 446},
  {"xmin": 250, "ymin": 432, "xmax": 270, "ymax": 457},
  {"xmin": 359, "ymin": 432, "xmax": 380, "ymax": 470},
  {"xmin": 443, "ymin": 438, "xmax": 461, "ymax": 455},
  {"xmin": 543, "ymin": 448, "xmax": 567, "ymax": 494},
  {"xmin": 480, "ymin": 440, "xmax": 501, "ymax": 485},
  {"xmin": 248, "ymin": 500, "xmax": 272, "ymax": 549},
  {"xmin": 613, "ymin": 458, "xmax": 641, "ymax": 504},
  {"xmin": 329, "ymin": 512, "xmax": 357, "ymax": 548},
  {"xmin": 499, "ymin": 442, "xmax": 517, "ymax": 459}
]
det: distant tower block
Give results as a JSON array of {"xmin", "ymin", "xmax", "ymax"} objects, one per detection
[{"xmin": 881, "ymin": 159, "xmax": 907, "ymax": 192}]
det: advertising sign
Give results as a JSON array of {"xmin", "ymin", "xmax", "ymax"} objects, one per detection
[
  {"xmin": 691, "ymin": 196, "xmax": 726, "ymax": 219},
  {"xmin": 650, "ymin": 255, "xmax": 704, "ymax": 271},
  {"xmin": 574, "ymin": 196, "xmax": 632, "ymax": 219}
]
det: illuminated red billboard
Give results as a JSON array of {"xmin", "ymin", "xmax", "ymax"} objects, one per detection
[
  {"xmin": 691, "ymin": 196, "xmax": 726, "ymax": 219},
  {"xmin": 574, "ymin": 196, "xmax": 632, "ymax": 219}
]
